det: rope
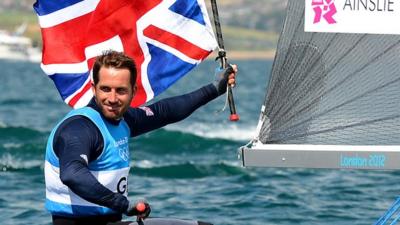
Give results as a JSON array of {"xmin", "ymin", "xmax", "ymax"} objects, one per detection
[
  {"xmin": 375, "ymin": 197, "xmax": 400, "ymax": 225},
  {"xmin": 210, "ymin": 0, "xmax": 239, "ymax": 121}
]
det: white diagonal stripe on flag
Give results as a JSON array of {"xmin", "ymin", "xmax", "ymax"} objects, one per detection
[
  {"xmin": 138, "ymin": 47, "xmax": 154, "ymax": 102},
  {"xmin": 72, "ymin": 87, "xmax": 93, "ymax": 108},
  {"xmin": 155, "ymin": 11, "xmax": 216, "ymax": 51},
  {"xmin": 38, "ymin": 0, "xmax": 100, "ymax": 28},
  {"xmin": 147, "ymin": 3, "xmax": 217, "ymax": 52},
  {"xmin": 143, "ymin": 36, "xmax": 201, "ymax": 65},
  {"xmin": 85, "ymin": 35, "xmax": 124, "ymax": 59},
  {"xmin": 41, "ymin": 61, "xmax": 88, "ymax": 75},
  {"xmin": 64, "ymin": 75, "xmax": 91, "ymax": 104}
]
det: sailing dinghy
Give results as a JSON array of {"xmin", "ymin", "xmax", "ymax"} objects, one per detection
[{"xmin": 240, "ymin": 0, "xmax": 400, "ymax": 170}]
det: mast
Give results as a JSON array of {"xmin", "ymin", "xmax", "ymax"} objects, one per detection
[{"xmin": 210, "ymin": 0, "xmax": 239, "ymax": 122}]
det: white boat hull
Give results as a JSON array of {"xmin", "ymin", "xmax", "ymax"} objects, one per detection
[{"xmin": 240, "ymin": 143, "xmax": 400, "ymax": 169}]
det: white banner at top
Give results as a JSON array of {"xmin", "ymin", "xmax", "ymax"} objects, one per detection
[{"xmin": 305, "ymin": 0, "xmax": 400, "ymax": 34}]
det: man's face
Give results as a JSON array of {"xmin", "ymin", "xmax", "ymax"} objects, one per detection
[{"xmin": 92, "ymin": 67, "xmax": 136, "ymax": 121}]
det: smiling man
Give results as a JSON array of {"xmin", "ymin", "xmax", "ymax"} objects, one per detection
[
  {"xmin": 44, "ymin": 51, "xmax": 237, "ymax": 225},
  {"xmin": 92, "ymin": 56, "xmax": 137, "ymax": 121}
]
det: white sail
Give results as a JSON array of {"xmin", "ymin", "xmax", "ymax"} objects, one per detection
[{"xmin": 241, "ymin": 0, "xmax": 400, "ymax": 169}]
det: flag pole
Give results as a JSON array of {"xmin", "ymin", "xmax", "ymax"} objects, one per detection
[{"xmin": 210, "ymin": 0, "xmax": 239, "ymax": 122}]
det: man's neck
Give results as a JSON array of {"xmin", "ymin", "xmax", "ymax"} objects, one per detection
[{"xmin": 87, "ymin": 98, "xmax": 121, "ymax": 125}]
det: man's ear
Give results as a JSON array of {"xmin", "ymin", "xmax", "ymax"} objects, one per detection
[
  {"xmin": 132, "ymin": 85, "xmax": 138, "ymax": 95},
  {"xmin": 91, "ymin": 82, "xmax": 96, "ymax": 95}
]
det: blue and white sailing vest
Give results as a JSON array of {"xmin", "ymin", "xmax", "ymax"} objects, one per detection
[{"xmin": 44, "ymin": 107, "xmax": 131, "ymax": 216}]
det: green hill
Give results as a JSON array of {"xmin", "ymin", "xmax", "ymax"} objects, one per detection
[
  {"xmin": 223, "ymin": 26, "xmax": 279, "ymax": 51},
  {"xmin": 0, "ymin": 10, "xmax": 41, "ymax": 46}
]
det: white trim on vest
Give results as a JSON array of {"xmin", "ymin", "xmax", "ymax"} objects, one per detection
[{"xmin": 45, "ymin": 161, "xmax": 129, "ymax": 206}]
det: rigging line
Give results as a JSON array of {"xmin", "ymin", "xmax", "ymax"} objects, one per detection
[
  {"xmin": 323, "ymin": 34, "xmax": 368, "ymax": 74},
  {"xmin": 214, "ymin": 85, "xmax": 230, "ymax": 114},
  {"xmin": 267, "ymin": 5, "xmax": 356, "ymax": 119},
  {"xmin": 327, "ymin": 34, "xmax": 369, "ymax": 73},
  {"xmin": 266, "ymin": 33, "xmax": 306, "ymax": 112},
  {"xmin": 375, "ymin": 197, "xmax": 400, "ymax": 225},
  {"xmin": 266, "ymin": 0, "xmax": 330, "ymax": 112},
  {"xmin": 210, "ymin": 0, "xmax": 239, "ymax": 121},
  {"xmin": 266, "ymin": 113, "xmax": 400, "ymax": 143},
  {"xmin": 270, "ymin": 39, "xmax": 400, "ymax": 133},
  {"xmin": 270, "ymin": 33, "xmax": 337, "ymax": 122},
  {"xmin": 271, "ymin": 72, "xmax": 400, "ymax": 136},
  {"xmin": 268, "ymin": 34, "xmax": 318, "ymax": 119},
  {"xmin": 390, "ymin": 215, "xmax": 400, "ymax": 225},
  {"xmin": 278, "ymin": 24, "xmax": 319, "ymax": 86},
  {"xmin": 269, "ymin": 34, "xmax": 367, "ymax": 131},
  {"xmin": 265, "ymin": 5, "xmax": 306, "ymax": 110},
  {"xmin": 262, "ymin": 0, "xmax": 294, "ymax": 107},
  {"xmin": 269, "ymin": 73, "xmax": 325, "ymax": 132},
  {"xmin": 267, "ymin": 31, "xmax": 366, "ymax": 121},
  {"xmin": 271, "ymin": 58, "xmax": 329, "ymax": 125}
]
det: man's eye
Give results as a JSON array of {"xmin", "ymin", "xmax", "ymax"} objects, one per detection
[
  {"xmin": 117, "ymin": 88, "xmax": 128, "ymax": 94},
  {"xmin": 100, "ymin": 87, "xmax": 111, "ymax": 92}
]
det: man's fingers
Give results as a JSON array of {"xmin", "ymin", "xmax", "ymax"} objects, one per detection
[
  {"xmin": 228, "ymin": 66, "xmax": 236, "ymax": 87},
  {"xmin": 228, "ymin": 78, "xmax": 235, "ymax": 87},
  {"xmin": 230, "ymin": 64, "xmax": 238, "ymax": 73}
]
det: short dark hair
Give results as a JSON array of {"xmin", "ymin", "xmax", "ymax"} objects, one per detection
[{"xmin": 92, "ymin": 50, "xmax": 137, "ymax": 87}]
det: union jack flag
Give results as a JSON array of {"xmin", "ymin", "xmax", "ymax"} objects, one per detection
[{"xmin": 34, "ymin": 0, "xmax": 217, "ymax": 108}]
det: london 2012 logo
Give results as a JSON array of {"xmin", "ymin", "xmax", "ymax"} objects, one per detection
[{"xmin": 312, "ymin": 0, "xmax": 337, "ymax": 24}]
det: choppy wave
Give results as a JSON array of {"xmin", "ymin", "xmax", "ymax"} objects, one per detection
[
  {"xmin": 0, "ymin": 126, "xmax": 47, "ymax": 172},
  {"xmin": 132, "ymin": 160, "xmax": 246, "ymax": 179},
  {"xmin": 0, "ymin": 125, "xmax": 243, "ymax": 149},
  {"xmin": 0, "ymin": 154, "xmax": 246, "ymax": 180},
  {"xmin": 0, "ymin": 125, "xmax": 242, "ymax": 151},
  {"xmin": 0, "ymin": 126, "xmax": 245, "ymax": 177},
  {"xmin": 132, "ymin": 128, "xmax": 243, "ymax": 156},
  {"xmin": 166, "ymin": 123, "xmax": 256, "ymax": 142},
  {"xmin": 0, "ymin": 99, "xmax": 33, "ymax": 105},
  {"xmin": 0, "ymin": 126, "xmax": 47, "ymax": 158},
  {"xmin": 0, "ymin": 153, "xmax": 43, "ymax": 172},
  {"xmin": 2, "ymin": 56, "xmax": 398, "ymax": 225},
  {"xmin": 0, "ymin": 126, "xmax": 47, "ymax": 142}
]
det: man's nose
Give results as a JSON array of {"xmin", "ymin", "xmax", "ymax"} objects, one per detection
[{"xmin": 109, "ymin": 90, "xmax": 117, "ymax": 103}]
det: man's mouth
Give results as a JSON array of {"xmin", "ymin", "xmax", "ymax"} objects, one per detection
[{"xmin": 106, "ymin": 105, "xmax": 120, "ymax": 112}]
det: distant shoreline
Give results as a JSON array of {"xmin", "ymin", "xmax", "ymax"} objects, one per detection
[{"xmin": 207, "ymin": 50, "xmax": 276, "ymax": 61}]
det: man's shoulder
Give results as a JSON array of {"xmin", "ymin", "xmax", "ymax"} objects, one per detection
[
  {"xmin": 52, "ymin": 113, "xmax": 104, "ymax": 159},
  {"xmin": 57, "ymin": 114, "xmax": 98, "ymax": 134}
]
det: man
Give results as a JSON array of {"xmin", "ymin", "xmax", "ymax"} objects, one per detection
[{"xmin": 44, "ymin": 50, "xmax": 237, "ymax": 225}]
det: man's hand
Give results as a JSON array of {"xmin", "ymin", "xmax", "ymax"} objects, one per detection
[
  {"xmin": 213, "ymin": 64, "xmax": 237, "ymax": 95},
  {"xmin": 125, "ymin": 199, "xmax": 151, "ymax": 220}
]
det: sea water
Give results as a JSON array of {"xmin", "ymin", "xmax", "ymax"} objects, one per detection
[{"xmin": 0, "ymin": 59, "xmax": 398, "ymax": 225}]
